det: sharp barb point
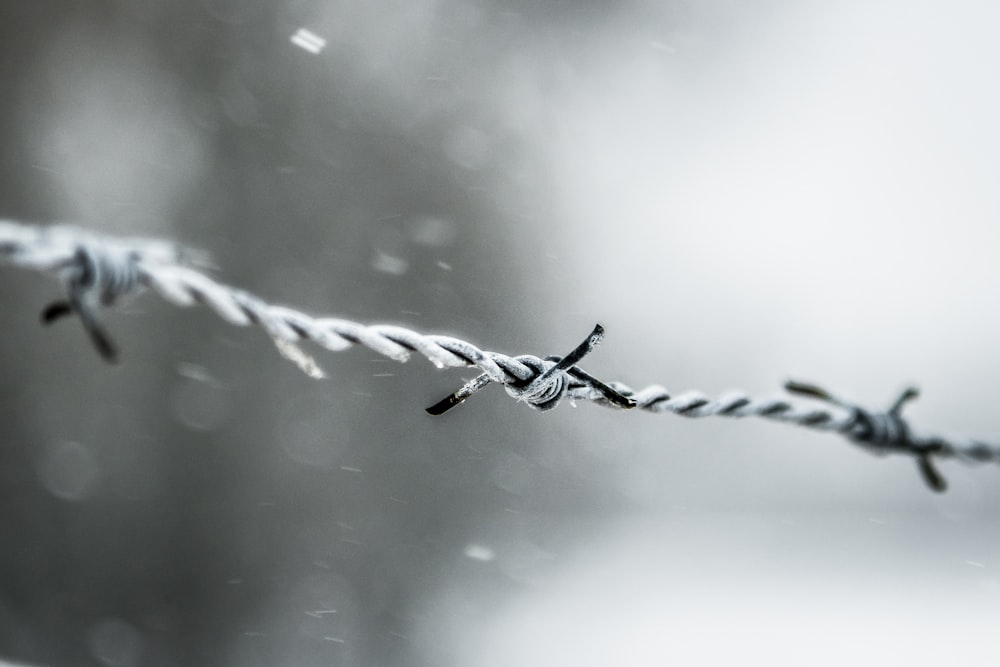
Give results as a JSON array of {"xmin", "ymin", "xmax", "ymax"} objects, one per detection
[
  {"xmin": 426, "ymin": 394, "xmax": 463, "ymax": 416},
  {"xmin": 41, "ymin": 301, "xmax": 73, "ymax": 324},
  {"xmin": 784, "ymin": 380, "xmax": 832, "ymax": 401},
  {"xmin": 918, "ymin": 454, "xmax": 947, "ymax": 493},
  {"xmin": 889, "ymin": 386, "xmax": 920, "ymax": 416}
]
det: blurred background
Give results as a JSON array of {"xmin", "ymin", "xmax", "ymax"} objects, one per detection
[{"xmin": 1, "ymin": 1, "xmax": 999, "ymax": 665}]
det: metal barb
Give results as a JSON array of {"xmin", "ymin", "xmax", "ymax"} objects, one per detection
[
  {"xmin": 917, "ymin": 449, "xmax": 947, "ymax": 492},
  {"xmin": 889, "ymin": 386, "xmax": 920, "ymax": 416},
  {"xmin": 41, "ymin": 294, "xmax": 119, "ymax": 362},
  {"xmin": 516, "ymin": 324, "xmax": 606, "ymax": 398},
  {"xmin": 564, "ymin": 366, "xmax": 636, "ymax": 410},
  {"xmin": 786, "ymin": 381, "xmax": 946, "ymax": 492},
  {"xmin": 40, "ymin": 301, "xmax": 73, "ymax": 323},
  {"xmin": 40, "ymin": 247, "xmax": 120, "ymax": 362},
  {"xmin": 425, "ymin": 373, "xmax": 493, "ymax": 416},
  {"xmin": 426, "ymin": 324, "xmax": 633, "ymax": 415}
]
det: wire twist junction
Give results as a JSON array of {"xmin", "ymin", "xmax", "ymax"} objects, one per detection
[{"xmin": 1, "ymin": 221, "xmax": 997, "ymax": 492}]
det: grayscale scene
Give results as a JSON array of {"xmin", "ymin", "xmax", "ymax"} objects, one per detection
[{"xmin": 1, "ymin": 2, "xmax": 998, "ymax": 665}]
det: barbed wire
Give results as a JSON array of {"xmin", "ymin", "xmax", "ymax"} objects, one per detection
[{"xmin": 1, "ymin": 220, "xmax": 996, "ymax": 492}]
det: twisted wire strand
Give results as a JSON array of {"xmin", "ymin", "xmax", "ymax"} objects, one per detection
[
  {"xmin": 0, "ymin": 221, "xmax": 585, "ymax": 398},
  {"xmin": 2, "ymin": 221, "xmax": 998, "ymax": 491}
]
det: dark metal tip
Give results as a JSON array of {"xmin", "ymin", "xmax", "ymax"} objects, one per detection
[
  {"xmin": 41, "ymin": 301, "xmax": 73, "ymax": 324},
  {"xmin": 917, "ymin": 454, "xmax": 947, "ymax": 492},
  {"xmin": 784, "ymin": 380, "xmax": 832, "ymax": 401},
  {"xmin": 889, "ymin": 386, "xmax": 920, "ymax": 416},
  {"xmin": 426, "ymin": 393, "xmax": 464, "ymax": 416},
  {"xmin": 86, "ymin": 326, "xmax": 119, "ymax": 363},
  {"xmin": 43, "ymin": 298, "xmax": 119, "ymax": 363}
]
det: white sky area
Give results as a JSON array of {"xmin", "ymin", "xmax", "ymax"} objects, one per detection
[{"xmin": 539, "ymin": 1, "xmax": 1000, "ymax": 384}]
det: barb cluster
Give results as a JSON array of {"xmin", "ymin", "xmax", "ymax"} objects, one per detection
[{"xmin": 1, "ymin": 221, "xmax": 997, "ymax": 492}]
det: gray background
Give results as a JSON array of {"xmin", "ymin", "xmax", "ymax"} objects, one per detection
[{"xmin": 1, "ymin": 1, "xmax": 998, "ymax": 665}]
